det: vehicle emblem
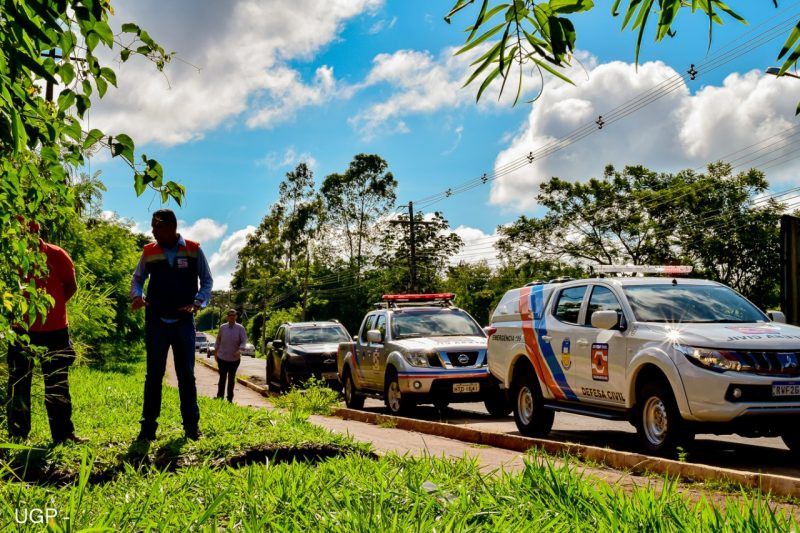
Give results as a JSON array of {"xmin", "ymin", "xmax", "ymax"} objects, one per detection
[
  {"xmin": 457, "ymin": 354, "xmax": 470, "ymax": 365},
  {"xmin": 778, "ymin": 352, "xmax": 798, "ymax": 370}
]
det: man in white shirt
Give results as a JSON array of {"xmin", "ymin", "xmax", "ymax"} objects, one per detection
[{"xmin": 214, "ymin": 309, "xmax": 247, "ymax": 402}]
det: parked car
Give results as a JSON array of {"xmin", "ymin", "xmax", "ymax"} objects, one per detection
[
  {"xmin": 241, "ymin": 343, "xmax": 256, "ymax": 357},
  {"xmin": 337, "ymin": 294, "xmax": 510, "ymax": 416},
  {"xmin": 266, "ymin": 321, "xmax": 351, "ymax": 391},
  {"xmin": 487, "ymin": 266, "xmax": 800, "ymax": 454},
  {"xmin": 195, "ymin": 332, "xmax": 211, "ymax": 354}
]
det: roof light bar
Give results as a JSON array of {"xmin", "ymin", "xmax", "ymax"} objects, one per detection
[
  {"xmin": 382, "ymin": 293, "xmax": 455, "ymax": 301},
  {"xmin": 592, "ymin": 265, "xmax": 693, "ymax": 275}
]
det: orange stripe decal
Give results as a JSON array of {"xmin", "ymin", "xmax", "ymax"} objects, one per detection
[{"xmin": 519, "ymin": 286, "xmax": 564, "ymax": 400}]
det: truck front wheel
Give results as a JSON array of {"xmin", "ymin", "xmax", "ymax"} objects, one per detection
[
  {"xmin": 512, "ymin": 371, "xmax": 553, "ymax": 437},
  {"xmin": 635, "ymin": 381, "xmax": 693, "ymax": 455},
  {"xmin": 385, "ymin": 370, "xmax": 412, "ymax": 415}
]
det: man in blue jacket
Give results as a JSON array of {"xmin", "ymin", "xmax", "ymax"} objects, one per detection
[{"xmin": 130, "ymin": 209, "xmax": 213, "ymax": 441}]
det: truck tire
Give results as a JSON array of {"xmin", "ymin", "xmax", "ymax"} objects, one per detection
[
  {"xmin": 343, "ymin": 368, "xmax": 365, "ymax": 409},
  {"xmin": 635, "ymin": 381, "xmax": 693, "ymax": 455},
  {"xmin": 484, "ymin": 392, "xmax": 512, "ymax": 418},
  {"xmin": 280, "ymin": 364, "xmax": 292, "ymax": 393},
  {"xmin": 385, "ymin": 369, "xmax": 412, "ymax": 415},
  {"xmin": 512, "ymin": 370, "xmax": 554, "ymax": 437},
  {"xmin": 266, "ymin": 357, "xmax": 275, "ymax": 392}
]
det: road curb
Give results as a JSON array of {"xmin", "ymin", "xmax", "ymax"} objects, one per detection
[
  {"xmin": 196, "ymin": 357, "xmax": 275, "ymax": 397},
  {"xmin": 332, "ymin": 407, "xmax": 800, "ymax": 500}
]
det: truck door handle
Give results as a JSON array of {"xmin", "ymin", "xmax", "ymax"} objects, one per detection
[
  {"xmin": 576, "ymin": 339, "xmax": 589, "ymax": 347},
  {"xmin": 541, "ymin": 335, "xmax": 552, "ymax": 343}
]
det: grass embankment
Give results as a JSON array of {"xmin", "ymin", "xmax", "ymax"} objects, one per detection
[{"xmin": 0, "ymin": 362, "xmax": 796, "ymax": 531}]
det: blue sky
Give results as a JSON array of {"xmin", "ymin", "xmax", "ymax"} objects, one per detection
[{"xmin": 88, "ymin": 1, "xmax": 800, "ymax": 287}]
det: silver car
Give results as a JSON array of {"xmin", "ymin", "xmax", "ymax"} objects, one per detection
[{"xmin": 337, "ymin": 294, "xmax": 510, "ymax": 416}]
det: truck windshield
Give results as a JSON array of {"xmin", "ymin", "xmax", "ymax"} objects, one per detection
[
  {"xmin": 391, "ymin": 309, "xmax": 484, "ymax": 339},
  {"xmin": 623, "ymin": 284, "xmax": 768, "ymax": 323},
  {"xmin": 288, "ymin": 327, "xmax": 350, "ymax": 344}
]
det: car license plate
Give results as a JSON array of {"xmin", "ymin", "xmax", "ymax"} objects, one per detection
[
  {"xmin": 772, "ymin": 381, "xmax": 800, "ymax": 397},
  {"xmin": 322, "ymin": 372, "xmax": 338, "ymax": 380},
  {"xmin": 453, "ymin": 383, "xmax": 479, "ymax": 393}
]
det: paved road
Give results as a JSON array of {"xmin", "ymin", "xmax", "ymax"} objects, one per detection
[{"xmin": 223, "ymin": 354, "xmax": 800, "ymax": 478}]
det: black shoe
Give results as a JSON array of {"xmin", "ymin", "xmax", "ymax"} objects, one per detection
[
  {"xmin": 135, "ymin": 429, "xmax": 156, "ymax": 442},
  {"xmin": 55, "ymin": 433, "xmax": 88, "ymax": 444},
  {"xmin": 184, "ymin": 428, "xmax": 201, "ymax": 441}
]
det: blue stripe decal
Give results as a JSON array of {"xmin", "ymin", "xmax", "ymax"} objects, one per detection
[
  {"xmin": 398, "ymin": 370, "xmax": 489, "ymax": 376},
  {"xmin": 531, "ymin": 285, "xmax": 578, "ymax": 401}
]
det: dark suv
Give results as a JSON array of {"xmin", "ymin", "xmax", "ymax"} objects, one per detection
[{"xmin": 266, "ymin": 321, "xmax": 351, "ymax": 391}]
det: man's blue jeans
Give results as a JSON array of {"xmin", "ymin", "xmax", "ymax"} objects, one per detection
[{"xmin": 140, "ymin": 315, "xmax": 199, "ymax": 434}]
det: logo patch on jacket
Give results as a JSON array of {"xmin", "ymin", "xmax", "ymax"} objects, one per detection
[{"xmin": 176, "ymin": 258, "xmax": 189, "ymax": 268}]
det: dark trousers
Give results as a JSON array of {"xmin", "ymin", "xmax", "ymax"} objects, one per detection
[
  {"xmin": 141, "ymin": 316, "xmax": 199, "ymax": 434},
  {"xmin": 216, "ymin": 358, "xmax": 240, "ymax": 401},
  {"xmin": 6, "ymin": 328, "xmax": 76, "ymax": 441}
]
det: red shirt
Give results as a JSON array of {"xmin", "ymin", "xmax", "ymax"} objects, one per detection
[{"xmin": 29, "ymin": 242, "xmax": 77, "ymax": 332}]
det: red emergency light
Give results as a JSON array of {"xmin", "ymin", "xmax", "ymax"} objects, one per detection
[{"xmin": 381, "ymin": 293, "xmax": 455, "ymax": 301}]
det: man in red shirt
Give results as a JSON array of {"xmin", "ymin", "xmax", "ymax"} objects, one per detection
[{"xmin": 6, "ymin": 219, "xmax": 85, "ymax": 444}]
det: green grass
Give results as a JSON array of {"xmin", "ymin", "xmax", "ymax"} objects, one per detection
[
  {"xmin": 0, "ymin": 361, "xmax": 363, "ymax": 484},
  {"xmin": 0, "ymin": 360, "xmax": 797, "ymax": 531},
  {"xmin": 270, "ymin": 377, "xmax": 341, "ymax": 415}
]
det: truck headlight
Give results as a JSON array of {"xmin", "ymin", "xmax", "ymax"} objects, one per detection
[
  {"xmin": 675, "ymin": 345, "xmax": 743, "ymax": 373},
  {"xmin": 403, "ymin": 351, "xmax": 432, "ymax": 367}
]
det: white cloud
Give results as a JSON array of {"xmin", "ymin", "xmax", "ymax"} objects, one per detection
[
  {"xmin": 256, "ymin": 147, "xmax": 317, "ymax": 170},
  {"xmin": 491, "ymin": 57, "xmax": 800, "ymax": 210},
  {"xmin": 89, "ymin": 0, "xmax": 382, "ymax": 146},
  {"xmin": 208, "ymin": 226, "xmax": 257, "ymax": 290},
  {"xmin": 450, "ymin": 226, "xmax": 500, "ymax": 265},
  {"xmin": 368, "ymin": 16, "xmax": 397, "ymax": 34},
  {"xmin": 348, "ymin": 46, "xmax": 531, "ymax": 139},
  {"xmin": 180, "ymin": 218, "xmax": 228, "ymax": 243},
  {"xmin": 441, "ymin": 125, "xmax": 464, "ymax": 155}
]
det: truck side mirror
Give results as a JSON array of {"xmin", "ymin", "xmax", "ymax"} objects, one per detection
[
  {"xmin": 367, "ymin": 329, "xmax": 383, "ymax": 344},
  {"xmin": 768, "ymin": 310, "xmax": 787, "ymax": 324},
  {"xmin": 591, "ymin": 310, "xmax": 619, "ymax": 330}
]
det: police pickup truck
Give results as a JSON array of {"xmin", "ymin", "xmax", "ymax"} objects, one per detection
[
  {"xmin": 487, "ymin": 266, "xmax": 800, "ymax": 454},
  {"xmin": 337, "ymin": 294, "xmax": 510, "ymax": 416}
]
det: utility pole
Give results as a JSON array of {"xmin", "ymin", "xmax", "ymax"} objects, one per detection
[
  {"xmin": 390, "ymin": 202, "xmax": 435, "ymax": 293},
  {"xmin": 408, "ymin": 201, "xmax": 417, "ymax": 293}
]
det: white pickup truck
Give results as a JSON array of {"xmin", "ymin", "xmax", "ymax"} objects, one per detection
[{"xmin": 487, "ymin": 274, "xmax": 800, "ymax": 454}]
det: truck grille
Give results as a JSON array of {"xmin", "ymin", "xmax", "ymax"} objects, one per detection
[
  {"xmin": 446, "ymin": 351, "xmax": 479, "ymax": 367},
  {"xmin": 734, "ymin": 350, "xmax": 800, "ymax": 377}
]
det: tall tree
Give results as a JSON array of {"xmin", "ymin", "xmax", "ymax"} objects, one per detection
[
  {"xmin": 497, "ymin": 162, "xmax": 783, "ymax": 307},
  {"xmin": 375, "ymin": 212, "xmax": 464, "ymax": 294},
  {"xmin": 321, "ymin": 154, "xmax": 397, "ymax": 281}
]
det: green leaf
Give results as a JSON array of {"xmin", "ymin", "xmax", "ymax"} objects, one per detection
[
  {"xmin": 83, "ymin": 128, "xmax": 105, "ymax": 150},
  {"xmin": 63, "ymin": 119, "xmax": 82, "ymax": 141},
  {"xmin": 95, "ymin": 76, "xmax": 108, "ymax": 98},
  {"xmin": 100, "ymin": 67, "xmax": 117, "ymax": 87},
  {"xmin": 82, "ymin": 79, "xmax": 93, "ymax": 98},
  {"xmin": 76, "ymin": 94, "xmax": 91, "ymax": 118},
  {"xmin": 121, "ymin": 23, "xmax": 140, "ymax": 34},
  {"xmin": 455, "ymin": 21, "xmax": 506, "ymax": 55},
  {"xmin": 111, "ymin": 133, "xmax": 135, "ymax": 164},
  {"xmin": 59, "ymin": 62, "xmax": 76, "ymax": 85},
  {"xmin": 10, "ymin": 108, "xmax": 26, "ymax": 154},
  {"xmin": 549, "ymin": 0, "xmax": 594, "ymax": 14},
  {"xmin": 86, "ymin": 30, "xmax": 100, "ymax": 51},
  {"xmin": 60, "ymin": 31, "xmax": 78, "ymax": 57},
  {"xmin": 93, "ymin": 20, "xmax": 114, "ymax": 46},
  {"xmin": 57, "ymin": 89, "xmax": 76, "ymax": 111},
  {"xmin": 120, "ymin": 48, "xmax": 131, "ymax": 61},
  {"xmin": 777, "ymin": 21, "xmax": 800, "ymax": 61},
  {"xmin": 134, "ymin": 173, "xmax": 146, "ymax": 196}
]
